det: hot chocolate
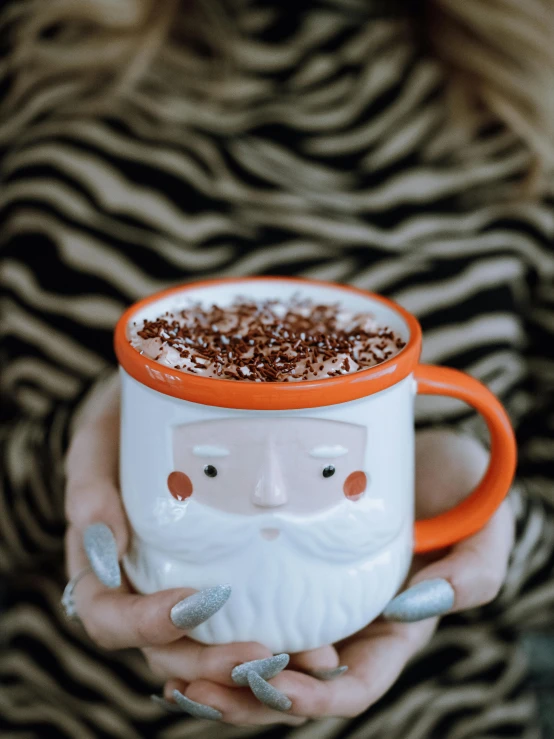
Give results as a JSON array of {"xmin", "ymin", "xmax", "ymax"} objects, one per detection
[{"xmin": 128, "ymin": 296, "xmax": 406, "ymax": 382}]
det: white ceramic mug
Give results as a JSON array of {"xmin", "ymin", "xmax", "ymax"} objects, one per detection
[{"xmin": 114, "ymin": 277, "xmax": 516, "ymax": 654}]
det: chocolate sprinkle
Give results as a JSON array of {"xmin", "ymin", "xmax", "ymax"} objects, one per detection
[{"xmin": 131, "ymin": 296, "xmax": 405, "ymax": 383}]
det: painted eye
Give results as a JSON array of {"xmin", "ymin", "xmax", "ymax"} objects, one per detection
[
  {"xmin": 322, "ymin": 465, "xmax": 335, "ymax": 478},
  {"xmin": 204, "ymin": 464, "xmax": 218, "ymax": 478}
]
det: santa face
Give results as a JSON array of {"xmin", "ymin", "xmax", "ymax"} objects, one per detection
[
  {"xmin": 124, "ymin": 417, "xmax": 411, "ymax": 653},
  {"xmin": 169, "ymin": 417, "xmax": 371, "ymax": 515}
]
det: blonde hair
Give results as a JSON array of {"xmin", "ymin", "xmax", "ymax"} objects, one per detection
[{"xmin": 3, "ymin": 0, "xmax": 554, "ymax": 191}]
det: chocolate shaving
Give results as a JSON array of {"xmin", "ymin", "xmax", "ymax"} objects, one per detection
[{"xmin": 131, "ymin": 296, "xmax": 406, "ymax": 383}]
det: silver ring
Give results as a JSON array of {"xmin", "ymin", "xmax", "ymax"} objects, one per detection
[{"xmin": 61, "ymin": 566, "xmax": 93, "ymax": 620}]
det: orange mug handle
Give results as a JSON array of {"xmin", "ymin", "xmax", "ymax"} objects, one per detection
[{"xmin": 413, "ymin": 364, "xmax": 517, "ymax": 554}]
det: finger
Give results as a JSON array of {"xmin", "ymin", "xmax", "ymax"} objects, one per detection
[
  {"xmin": 414, "ymin": 498, "xmax": 514, "ymax": 612},
  {"xmin": 334, "ymin": 619, "xmax": 437, "ymax": 715},
  {"xmin": 66, "ymin": 526, "xmax": 232, "ymax": 649},
  {"xmin": 159, "ymin": 679, "xmax": 307, "ymax": 727},
  {"xmin": 65, "ymin": 411, "xmax": 129, "ymax": 556},
  {"xmin": 415, "ymin": 428, "xmax": 489, "ymax": 518},
  {"xmin": 143, "ymin": 640, "xmax": 277, "ymax": 686},
  {"xmin": 385, "ymin": 499, "xmax": 514, "ymax": 621},
  {"xmin": 261, "ymin": 619, "xmax": 437, "ymax": 718},
  {"xmin": 288, "ymin": 645, "xmax": 347, "ymax": 679}
]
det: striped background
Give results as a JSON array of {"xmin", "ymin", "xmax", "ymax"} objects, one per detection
[{"xmin": 1, "ymin": 0, "xmax": 554, "ymax": 736}]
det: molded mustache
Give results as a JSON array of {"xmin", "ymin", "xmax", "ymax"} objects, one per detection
[{"xmin": 142, "ymin": 497, "xmax": 406, "ymax": 564}]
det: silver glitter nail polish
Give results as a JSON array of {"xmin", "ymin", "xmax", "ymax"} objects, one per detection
[
  {"xmin": 83, "ymin": 523, "xmax": 121, "ymax": 589},
  {"xmin": 150, "ymin": 694, "xmax": 183, "ymax": 714},
  {"xmin": 382, "ymin": 578, "xmax": 455, "ymax": 622},
  {"xmin": 308, "ymin": 666, "xmax": 348, "ymax": 680},
  {"xmin": 170, "ymin": 585, "xmax": 232, "ymax": 630},
  {"xmin": 172, "ymin": 690, "xmax": 223, "ymax": 721},
  {"xmin": 232, "ymin": 653, "xmax": 290, "ymax": 686},
  {"xmin": 247, "ymin": 670, "xmax": 292, "ymax": 712}
]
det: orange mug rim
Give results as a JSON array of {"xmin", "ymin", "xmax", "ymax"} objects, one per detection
[{"xmin": 114, "ymin": 276, "xmax": 423, "ymax": 410}]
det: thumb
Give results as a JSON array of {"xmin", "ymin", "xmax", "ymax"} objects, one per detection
[
  {"xmin": 410, "ymin": 498, "xmax": 514, "ymax": 613},
  {"xmin": 384, "ymin": 499, "xmax": 514, "ymax": 622}
]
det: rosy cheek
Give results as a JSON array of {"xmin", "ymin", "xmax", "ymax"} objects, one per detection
[
  {"xmin": 167, "ymin": 471, "xmax": 193, "ymax": 501},
  {"xmin": 343, "ymin": 471, "xmax": 367, "ymax": 502}
]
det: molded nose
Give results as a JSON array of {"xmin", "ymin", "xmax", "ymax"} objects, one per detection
[{"xmin": 252, "ymin": 443, "xmax": 288, "ymax": 508}]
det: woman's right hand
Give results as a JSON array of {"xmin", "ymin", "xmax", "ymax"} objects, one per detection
[{"xmin": 63, "ymin": 375, "xmax": 307, "ymax": 727}]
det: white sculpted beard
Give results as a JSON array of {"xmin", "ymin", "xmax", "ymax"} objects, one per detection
[{"xmin": 127, "ymin": 498, "xmax": 411, "ymax": 653}]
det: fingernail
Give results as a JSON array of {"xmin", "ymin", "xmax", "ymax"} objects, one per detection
[
  {"xmin": 382, "ymin": 578, "xmax": 455, "ymax": 622},
  {"xmin": 307, "ymin": 665, "xmax": 348, "ymax": 680},
  {"xmin": 170, "ymin": 585, "xmax": 232, "ymax": 630},
  {"xmin": 246, "ymin": 670, "xmax": 292, "ymax": 712},
  {"xmin": 150, "ymin": 694, "xmax": 183, "ymax": 714},
  {"xmin": 83, "ymin": 523, "xmax": 121, "ymax": 589},
  {"xmin": 232, "ymin": 653, "xmax": 289, "ymax": 686},
  {"xmin": 172, "ymin": 690, "xmax": 223, "ymax": 721}
]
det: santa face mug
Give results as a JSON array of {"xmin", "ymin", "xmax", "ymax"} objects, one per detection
[{"xmin": 113, "ymin": 277, "xmax": 516, "ymax": 654}]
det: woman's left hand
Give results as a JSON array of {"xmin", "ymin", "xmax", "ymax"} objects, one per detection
[{"xmin": 160, "ymin": 429, "xmax": 515, "ymax": 726}]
